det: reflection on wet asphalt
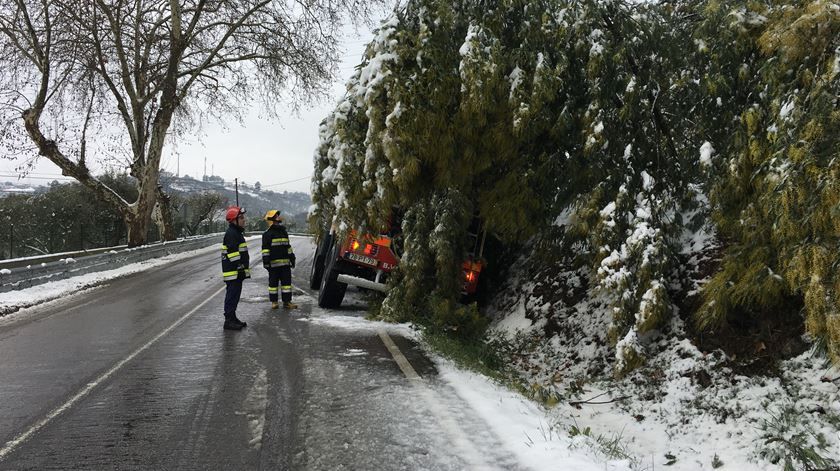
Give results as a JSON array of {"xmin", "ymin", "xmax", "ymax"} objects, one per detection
[{"xmin": 0, "ymin": 238, "xmax": 524, "ymax": 470}]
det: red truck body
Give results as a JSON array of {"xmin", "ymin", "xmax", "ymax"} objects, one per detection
[{"xmin": 311, "ymin": 223, "xmax": 485, "ymax": 308}]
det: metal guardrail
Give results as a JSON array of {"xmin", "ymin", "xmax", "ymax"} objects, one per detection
[
  {"xmin": 0, "ymin": 246, "xmax": 131, "ymax": 270},
  {"xmin": 0, "ymin": 234, "xmax": 222, "ymax": 293}
]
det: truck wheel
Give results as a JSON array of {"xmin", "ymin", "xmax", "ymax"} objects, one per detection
[
  {"xmin": 309, "ymin": 233, "xmax": 332, "ymax": 290},
  {"xmin": 318, "ymin": 240, "xmax": 347, "ymax": 308}
]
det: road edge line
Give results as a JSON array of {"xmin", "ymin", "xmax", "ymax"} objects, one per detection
[
  {"xmin": 0, "ymin": 284, "xmax": 227, "ymax": 461},
  {"xmin": 377, "ymin": 329, "xmax": 421, "ymax": 381}
]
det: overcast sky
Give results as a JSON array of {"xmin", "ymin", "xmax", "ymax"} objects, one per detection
[{"xmin": 1, "ymin": 27, "xmax": 377, "ymax": 195}]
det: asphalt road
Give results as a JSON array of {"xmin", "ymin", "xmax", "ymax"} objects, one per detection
[{"xmin": 0, "ymin": 236, "xmax": 523, "ymax": 470}]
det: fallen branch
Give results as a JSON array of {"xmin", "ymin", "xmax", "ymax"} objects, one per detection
[{"xmin": 570, "ymin": 392, "xmax": 630, "ymax": 407}]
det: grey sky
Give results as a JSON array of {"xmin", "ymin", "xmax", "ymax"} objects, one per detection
[{"xmin": 1, "ymin": 30, "xmax": 376, "ymax": 195}]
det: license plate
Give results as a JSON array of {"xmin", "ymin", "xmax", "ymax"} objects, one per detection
[{"xmin": 347, "ymin": 253, "xmax": 377, "ymax": 266}]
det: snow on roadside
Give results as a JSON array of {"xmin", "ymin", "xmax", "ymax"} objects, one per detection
[
  {"xmin": 298, "ymin": 310, "xmax": 419, "ymax": 340},
  {"xmin": 435, "ymin": 359, "xmax": 628, "ymax": 471},
  {"xmin": 300, "ymin": 310, "xmax": 622, "ymax": 470}
]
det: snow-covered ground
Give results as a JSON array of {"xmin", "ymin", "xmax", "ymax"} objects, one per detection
[
  {"xmin": 489, "ymin": 313, "xmax": 840, "ymax": 470},
  {"xmin": 269, "ymin": 301, "xmax": 840, "ymax": 470},
  {"xmin": 486, "ymin": 237, "xmax": 840, "ymax": 470}
]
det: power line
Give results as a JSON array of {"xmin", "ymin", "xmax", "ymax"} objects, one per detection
[
  {"xmin": 162, "ymin": 175, "xmax": 311, "ymax": 192},
  {"xmin": 0, "ymin": 173, "xmax": 75, "ymax": 181},
  {"xmin": 262, "ymin": 176, "xmax": 312, "ymax": 188},
  {"xmin": 2, "ymin": 171, "xmax": 67, "ymax": 177}
]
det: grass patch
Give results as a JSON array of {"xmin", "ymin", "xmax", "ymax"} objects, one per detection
[
  {"xmin": 421, "ymin": 329, "xmax": 509, "ymax": 382},
  {"xmin": 758, "ymin": 402, "xmax": 837, "ymax": 471},
  {"xmin": 568, "ymin": 421, "xmax": 639, "ymax": 466}
]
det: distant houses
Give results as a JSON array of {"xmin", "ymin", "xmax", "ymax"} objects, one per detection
[{"xmin": 0, "ymin": 182, "xmax": 36, "ymax": 195}]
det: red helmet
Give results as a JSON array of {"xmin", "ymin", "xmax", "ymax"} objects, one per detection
[{"xmin": 225, "ymin": 206, "xmax": 246, "ymax": 222}]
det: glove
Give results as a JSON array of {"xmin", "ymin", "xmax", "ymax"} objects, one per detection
[{"xmin": 290, "ymin": 255, "xmax": 296, "ymax": 269}]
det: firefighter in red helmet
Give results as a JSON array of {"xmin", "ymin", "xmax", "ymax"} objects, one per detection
[
  {"xmin": 261, "ymin": 210, "xmax": 297, "ymax": 309},
  {"xmin": 220, "ymin": 206, "xmax": 250, "ymax": 330}
]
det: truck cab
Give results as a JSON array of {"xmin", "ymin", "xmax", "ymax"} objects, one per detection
[
  {"xmin": 309, "ymin": 229, "xmax": 400, "ymax": 308},
  {"xmin": 309, "ymin": 216, "xmax": 485, "ymax": 309}
]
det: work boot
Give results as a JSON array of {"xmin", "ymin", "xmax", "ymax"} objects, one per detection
[
  {"xmin": 223, "ymin": 319, "xmax": 243, "ymax": 330},
  {"xmin": 283, "ymin": 302, "xmax": 298, "ymax": 310},
  {"xmin": 271, "ymin": 302, "xmax": 279, "ymax": 310},
  {"xmin": 232, "ymin": 315, "xmax": 247, "ymax": 328}
]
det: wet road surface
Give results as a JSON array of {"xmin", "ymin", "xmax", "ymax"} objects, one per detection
[{"xmin": 0, "ymin": 237, "xmax": 525, "ymax": 470}]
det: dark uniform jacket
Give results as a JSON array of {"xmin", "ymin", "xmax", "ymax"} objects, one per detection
[
  {"xmin": 261, "ymin": 224, "xmax": 295, "ymax": 269},
  {"xmin": 221, "ymin": 223, "xmax": 250, "ymax": 281}
]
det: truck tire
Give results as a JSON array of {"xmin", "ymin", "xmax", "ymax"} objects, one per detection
[
  {"xmin": 318, "ymin": 240, "xmax": 347, "ymax": 308},
  {"xmin": 309, "ymin": 233, "xmax": 332, "ymax": 290}
]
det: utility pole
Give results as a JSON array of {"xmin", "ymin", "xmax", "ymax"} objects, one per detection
[
  {"xmin": 235, "ymin": 178, "xmax": 239, "ymax": 206},
  {"xmin": 203, "ymin": 156, "xmax": 207, "ymax": 180},
  {"xmin": 8, "ymin": 225, "xmax": 13, "ymax": 259},
  {"xmin": 176, "ymin": 154, "xmax": 180, "ymax": 178}
]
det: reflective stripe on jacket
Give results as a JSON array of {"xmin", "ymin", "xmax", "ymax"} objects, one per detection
[
  {"xmin": 221, "ymin": 223, "xmax": 250, "ymax": 281},
  {"xmin": 262, "ymin": 224, "xmax": 295, "ymax": 269}
]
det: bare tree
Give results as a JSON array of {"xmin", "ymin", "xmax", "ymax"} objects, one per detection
[
  {"xmin": 178, "ymin": 190, "xmax": 226, "ymax": 236},
  {"xmin": 0, "ymin": 0, "xmax": 379, "ymax": 246}
]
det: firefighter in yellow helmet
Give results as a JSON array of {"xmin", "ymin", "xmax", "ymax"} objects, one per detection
[{"xmin": 261, "ymin": 210, "xmax": 297, "ymax": 309}]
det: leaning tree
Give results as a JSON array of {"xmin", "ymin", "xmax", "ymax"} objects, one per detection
[{"xmin": 0, "ymin": 0, "xmax": 380, "ymax": 246}]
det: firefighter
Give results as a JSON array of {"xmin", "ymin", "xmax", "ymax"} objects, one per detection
[
  {"xmin": 221, "ymin": 206, "xmax": 250, "ymax": 330},
  {"xmin": 261, "ymin": 210, "xmax": 297, "ymax": 310}
]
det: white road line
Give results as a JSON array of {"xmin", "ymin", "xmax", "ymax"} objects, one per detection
[
  {"xmin": 0, "ymin": 284, "xmax": 227, "ymax": 461},
  {"xmin": 377, "ymin": 329, "xmax": 421, "ymax": 380}
]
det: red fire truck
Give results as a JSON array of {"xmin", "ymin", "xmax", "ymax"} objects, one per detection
[{"xmin": 309, "ymin": 221, "xmax": 485, "ymax": 309}]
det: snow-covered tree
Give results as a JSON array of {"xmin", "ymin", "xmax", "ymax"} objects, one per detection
[
  {"xmin": 700, "ymin": 1, "xmax": 840, "ymax": 360},
  {"xmin": 312, "ymin": 0, "xmax": 840, "ymax": 369}
]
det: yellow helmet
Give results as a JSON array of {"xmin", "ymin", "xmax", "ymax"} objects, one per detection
[{"xmin": 264, "ymin": 209, "xmax": 283, "ymax": 223}]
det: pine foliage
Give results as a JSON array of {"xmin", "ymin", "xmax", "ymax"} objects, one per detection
[
  {"xmin": 702, "ymin": 1, "xmax": 840, "ymax": 360},
  {"xmin": 311, "ymin": 0, "xmax": 840, "ymax": 370}
]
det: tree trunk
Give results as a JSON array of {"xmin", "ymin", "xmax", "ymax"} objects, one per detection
[
  {"xmin": 125, "ymin": 209, "xmax": 150, "ymax": 247},
  {"xmin": 155, "ymin": 186, "xmax": 176, "ymax": 241},
  {"xmin": 126, "ymin": 0, "xmax": 182, "ymax": 246}
]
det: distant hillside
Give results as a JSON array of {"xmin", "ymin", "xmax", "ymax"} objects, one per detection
[{"xmin": 163, "ymin": 175, "xmax": 311, "ymax": 231}]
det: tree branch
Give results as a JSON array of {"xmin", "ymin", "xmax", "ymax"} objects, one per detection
[
  {"xmin": 94, "ymin": 0, "xmax": 146, "ymax": 164},
  {"xmin": 569, "ymin": 393, "xmax": 629, "ymax": 407},
  {"xmin": 86, "ymin": 4, "xmax": 142, "ymax": 162},
  {"xmin": 0, "ymin": 7, "xmax": 40, "ymax": 66},
  {"xmin": 79, "ymin": 82, "xmax": 96, "ymax": 169},
  {"xmin": 21, "ymin": 108, "xmax": 131, "ymax": 215},
  {"xmin": 177, "ymin": 0, "xmax": 272, "ymax": 101}
]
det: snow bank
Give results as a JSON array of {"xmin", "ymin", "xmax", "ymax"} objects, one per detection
[{"xmin": 436, "ymin": 360, "xmax": 621, "ymax": 471}]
